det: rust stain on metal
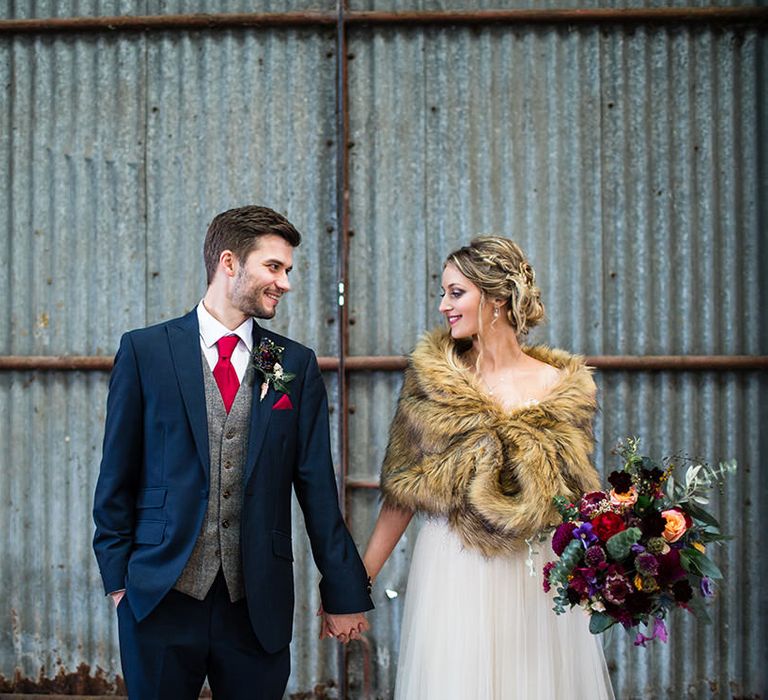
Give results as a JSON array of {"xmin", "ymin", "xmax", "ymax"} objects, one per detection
[
  {"xmin": 0, "ymin": 663, "xmax": 125, "ymax": 695},
  {"xmin": 289, "ymin": 680, "xmax": 338, "ymax": 699}
]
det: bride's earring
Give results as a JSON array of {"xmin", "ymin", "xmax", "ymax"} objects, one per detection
[{"xmin": 493, "ymin": 306, "xmax": 499, "ymax": 319}]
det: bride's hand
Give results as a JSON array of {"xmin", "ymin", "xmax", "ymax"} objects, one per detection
[{"xmin": 317, "ymin": 605, "xmax": 369, "ymax": 644}]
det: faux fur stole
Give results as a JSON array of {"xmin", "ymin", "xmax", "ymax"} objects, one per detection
[{"xmin": 380, "ymin": 328, "xmax": 602, "ymax": 557}]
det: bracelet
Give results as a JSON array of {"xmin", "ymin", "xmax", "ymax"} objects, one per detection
[{"xmin": 366, "ymin": 576, "xmax": 373, "ymax": 595}]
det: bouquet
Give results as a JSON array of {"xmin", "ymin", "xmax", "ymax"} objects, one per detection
[{"xmin": 543, "ymin": 437, "xmax": 736, "ymax": 645}]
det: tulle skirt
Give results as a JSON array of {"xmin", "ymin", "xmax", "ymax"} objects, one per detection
[{"xmin": 394, "ymin": 518, "xmax": 615, "ymax": 700}]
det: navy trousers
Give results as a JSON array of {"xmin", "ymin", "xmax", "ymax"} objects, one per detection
[{"xmin": 117, "ymin": 570, "xmax": 290, "ymax": 700}]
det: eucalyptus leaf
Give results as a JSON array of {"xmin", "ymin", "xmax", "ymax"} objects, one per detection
[{"xmin": 589, "ymin": 612, "xmax": 615, "ymax": 635}]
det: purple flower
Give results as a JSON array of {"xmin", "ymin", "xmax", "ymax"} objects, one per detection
[
  {"xmin": 574, "ymin": 522, "xmax": 599, "ymax": 548},
  {"xmin": 700, "ymin": 577, "xmax": 714, "ymax": 597},
  {"xmin": 634, "ymin": 618, "xmax": 668, "ymax": 647},
  {"xmin": 584, "ymin": 545, "xmax": 606, "ymax": 567},
  {"xmin": 635, "ymin": 553, "xmax": 659, "ymax": 576},
  {"xmin": 631, "ymin": 543, "xmax": 646, "ymax": 554}
]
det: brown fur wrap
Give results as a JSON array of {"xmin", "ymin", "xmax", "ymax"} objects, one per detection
[{"xmin": 380, "ymin": 328, "xmax": 602, "ymax": 557}]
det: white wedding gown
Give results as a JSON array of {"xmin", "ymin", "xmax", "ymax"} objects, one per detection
[{"xmin": 394, "ymin": 517, "xmax": 615, "ymax": 700}]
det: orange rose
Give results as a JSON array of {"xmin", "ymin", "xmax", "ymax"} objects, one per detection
[
  {"xmin": 610, "ymin": 485, "xmax": 639, "ymax": 507},
  {"xmin": 661, "ymin": 508, "xmax": 690, "ymax": 543}
]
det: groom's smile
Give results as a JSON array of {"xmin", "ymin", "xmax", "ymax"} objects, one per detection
[{"xmin": 230, "ymin": 234, "xmax": 293, "ymax": 319}]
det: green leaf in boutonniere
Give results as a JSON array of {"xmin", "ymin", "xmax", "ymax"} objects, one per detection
[{"xmin": 248, "ymin": 337, "xmax": 296, "ymax": 401}]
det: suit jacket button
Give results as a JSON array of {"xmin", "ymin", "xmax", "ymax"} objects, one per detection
[
  {"xmin": 222, "ymin": 490, "xmax": 230, "ymax": 499},
  {"xmin": 226, "ymin": 430, "xmax": 235, "ymax": 439},
  {"xmin": 222, "ymin": 520, "xmax": 230, "ymax": 529},
  {"xmin": 224, "ymin": 460, "xmax": 232, "ymax": 469}
]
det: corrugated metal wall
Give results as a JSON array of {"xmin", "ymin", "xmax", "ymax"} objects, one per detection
[{"xmin": 1, "ymin": 2, "xmax": 766, "ymax": 698}]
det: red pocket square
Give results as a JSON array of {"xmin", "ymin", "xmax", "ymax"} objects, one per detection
[{"xmin": 272, "ymin": 394, "xmax": 293, "ymax": 410}]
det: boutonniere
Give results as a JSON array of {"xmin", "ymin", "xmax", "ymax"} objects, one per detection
[{"xmin": 248, "ymin": 337, "xmax": 296, "ymax": 401}]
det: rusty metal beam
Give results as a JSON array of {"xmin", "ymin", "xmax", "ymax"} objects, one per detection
[
  {"xmin": 345, "ymin": 478, "xmax": 381, "ymax": 490},
  {"xmin": 0, "ymin": 8, "xmax": 765, "ymax": 35},
  {"xmin": 1, "ymin": 354, "xmax": 766, "ymax": 372},
  {"xmin": 0, "ymin": 354, "xmax": 766, "ymax": 372},
  {"xmin": 0, "ymin": 12, "xmax": 335, "ymax": 34},
  {"xmin": 347, "ymin": 7, "xmax": 767, "ymax": 27}
]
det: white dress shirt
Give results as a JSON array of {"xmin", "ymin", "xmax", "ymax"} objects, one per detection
[{"xmin": 196, "ymin": 301, "xmax": 253, "ymax": 382}]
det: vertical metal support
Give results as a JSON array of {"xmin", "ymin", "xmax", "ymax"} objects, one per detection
[{"xmin": 335, "ymin": 0, "xmax": 352, "ymax": 697}]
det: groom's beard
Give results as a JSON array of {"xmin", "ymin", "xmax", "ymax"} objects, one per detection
[{"xmin": 231, "ymin": 268, "xmax": 282, "ymax": 319}]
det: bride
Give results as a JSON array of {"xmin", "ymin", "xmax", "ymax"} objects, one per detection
[{"xmin": 363, "ymin": 236, "xmax": 615, "ymax": 699}]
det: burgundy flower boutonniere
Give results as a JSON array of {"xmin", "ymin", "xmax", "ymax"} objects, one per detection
[{"xmin": 248, "ymin": 337, "xmax": 296, "ymax": 401}]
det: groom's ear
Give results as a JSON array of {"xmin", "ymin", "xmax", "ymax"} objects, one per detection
[{"xmin": 219, "ymin": 250, "xmax": 237, "ymax": 278}]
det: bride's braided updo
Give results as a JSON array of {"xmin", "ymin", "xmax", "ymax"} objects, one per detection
[{"xmin": 445, "ymin": 236, "xmax": 545, "ymax": 336}]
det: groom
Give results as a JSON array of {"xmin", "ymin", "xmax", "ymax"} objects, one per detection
[{"xmin": 93, "ymin": 206, "xmax": 372, "ymax": 699}]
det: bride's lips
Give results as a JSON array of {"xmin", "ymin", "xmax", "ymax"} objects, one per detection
[{"xmin": 446, "ymin": 315, "xmax": 461, "ymax": 326}]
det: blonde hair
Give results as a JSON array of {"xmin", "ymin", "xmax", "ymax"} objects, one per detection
[{"xmin": 445, "ymin": 236, "xmax": 545, "ymax": 337}]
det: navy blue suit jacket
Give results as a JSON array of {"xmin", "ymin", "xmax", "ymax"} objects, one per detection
[{"xmin": 92, "ymin": 309, "xmax": 373, "ymax": 653}]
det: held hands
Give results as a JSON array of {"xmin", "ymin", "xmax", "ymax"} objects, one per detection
[{"xmin": 316, "ymin": 605, "xmax": 369, "ymax": 644}]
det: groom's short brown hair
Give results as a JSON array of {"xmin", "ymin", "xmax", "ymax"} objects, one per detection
[{"xmin": 204, "ymin": 205, "xmax": 302, "ymax": 284}]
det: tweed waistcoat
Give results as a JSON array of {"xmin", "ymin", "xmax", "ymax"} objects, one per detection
[{"xmin": 174, "ymin": 355, "xmax": 254, "ymax": 601}]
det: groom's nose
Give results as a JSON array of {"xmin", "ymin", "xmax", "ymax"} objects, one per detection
[{"xmin": 276, "ymin": 271, "xmax": 291, "ymax": 292}]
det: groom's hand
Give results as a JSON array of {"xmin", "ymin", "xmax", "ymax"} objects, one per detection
[{"xmin": 316, "ymin": 605, "xmax": 369, "ymax": 644}]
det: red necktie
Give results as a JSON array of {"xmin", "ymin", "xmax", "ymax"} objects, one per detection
[{"xmin": 213, "ymin": 336, "xmax": 240, "ymax": 413}]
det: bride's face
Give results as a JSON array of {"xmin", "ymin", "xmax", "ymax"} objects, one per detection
[{"xmin": 439, "ymin": 263, "xmax": 484, "ymax": 339}]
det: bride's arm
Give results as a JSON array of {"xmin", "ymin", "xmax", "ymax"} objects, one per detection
[{"xmin": 363, "ymin": 503, "xmax": 414, "ymax": 583}]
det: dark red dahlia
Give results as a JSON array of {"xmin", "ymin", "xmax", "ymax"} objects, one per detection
[{"xmin": 608, "ymin": 470, "xmax": 633, "ymax": 494}]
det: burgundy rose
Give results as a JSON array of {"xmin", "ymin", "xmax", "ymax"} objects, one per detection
[
  {"xmin": 552, "ymin": 522, "xmax": 578, "ymax": 556},
  {"xmin": 591, "ymin": 512, "xmax": 627, "ymax": 542}
]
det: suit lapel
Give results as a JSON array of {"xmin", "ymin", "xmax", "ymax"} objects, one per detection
[
  {"xmin": 167, "ymin": 310, "xmax": 210, "ymax": 485},
  {"xmin": 244, "ymin": 322, "xmax": 275, "ymax": 486}
]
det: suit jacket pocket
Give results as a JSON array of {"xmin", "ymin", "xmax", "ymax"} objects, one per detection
[
  {"xmin": 134, "ymin": 519, "xmax": 166, "ymax": 545},
  {"xmin": 136, "ymin": 487, "xmax": 167, "ymax": 509},
  {"xmin": 272, "ymin": 530, "xmax": 294, "ymax": 561}
]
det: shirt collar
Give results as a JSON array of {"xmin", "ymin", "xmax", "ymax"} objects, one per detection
[{"xmin": 196, "ymin": 301, "xmax": 253, "ymax": 352}]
